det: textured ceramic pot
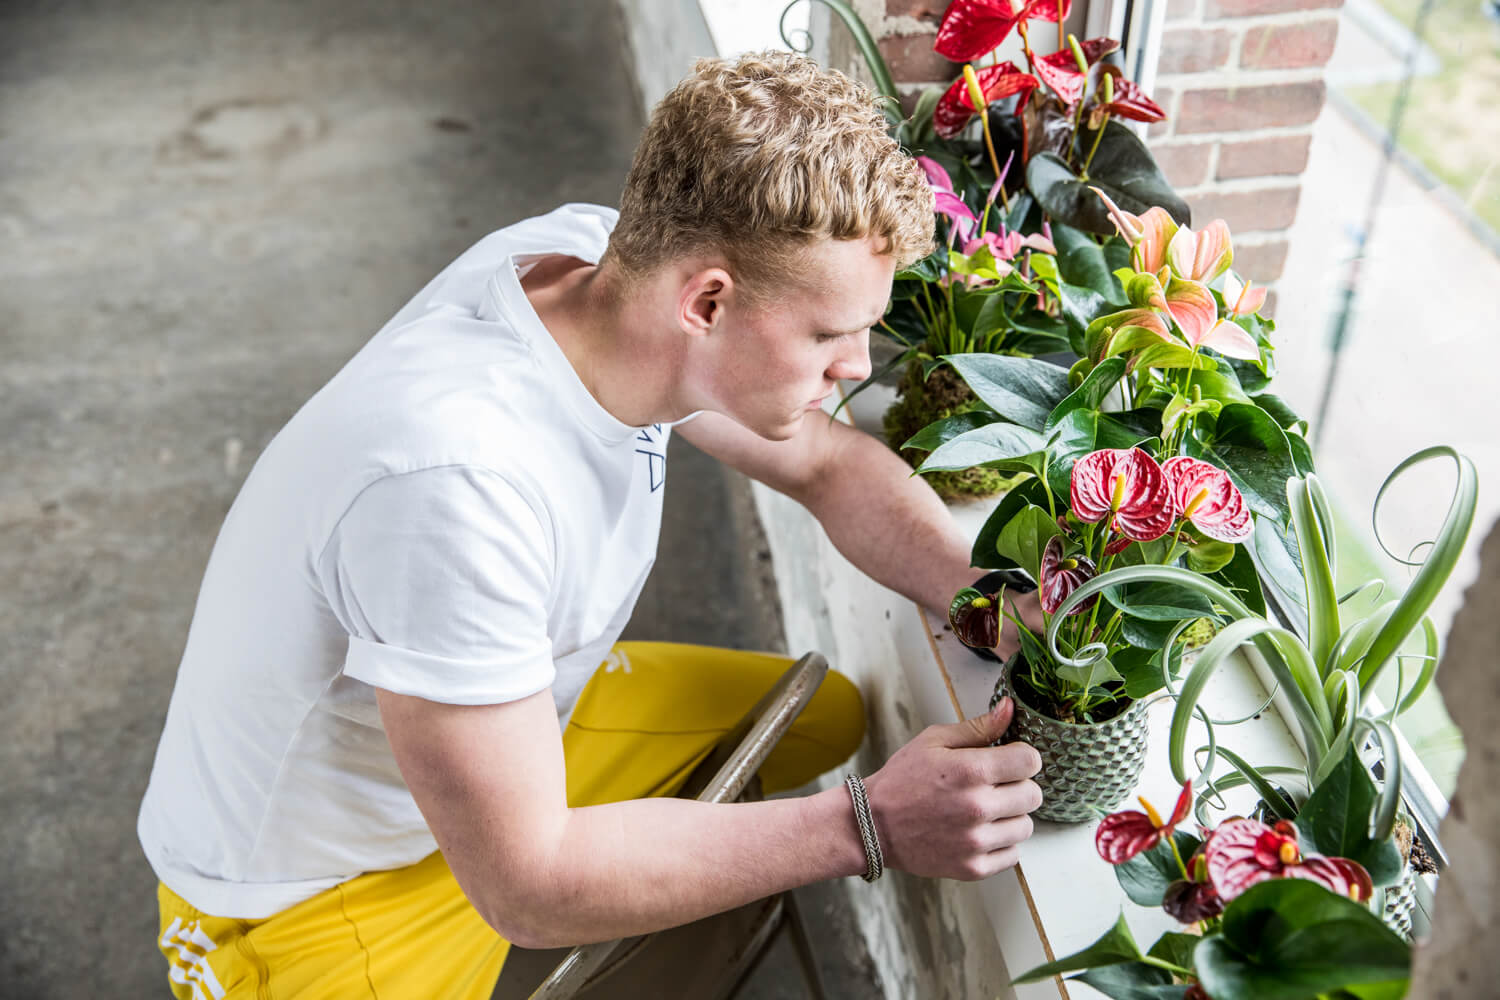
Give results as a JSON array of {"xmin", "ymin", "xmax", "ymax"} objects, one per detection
[
  {"xmin": 1381, "ymin": 861, "xmax": 1419, "ymax": 940},
  {"xmin": 990, "ymin": 654, "xmax": 1150, "ymax": 824}
]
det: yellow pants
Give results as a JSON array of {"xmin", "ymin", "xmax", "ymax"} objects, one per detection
[{"xmin": 156, "ymin": 642, "xmax": 865, "ymax": 999}]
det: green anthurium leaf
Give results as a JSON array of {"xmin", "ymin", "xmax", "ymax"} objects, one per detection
[
  {"xmin": 1046, "ymin": 357, "xmax": 1128, "ymax": 431},
  {"xmin": 1104, "ymin": 582, "xmax": 1216, "ymax": 622},
  {"xmin": 1185, "ymin": 404, "xmax": 1297, "ymax": 523},
  {"xmin": 1111, "ymin": 407, "xmax": 1166, "ymax": 441},
  {"xmin": 1104, "ymin": 326, "xmax": 1179, "ymax": 360},
  {"xmin": 1197, "ymin": 880, "xmax": 1411, "ymax": 1000},
  {"xmin": 878, "ymin": 300, "xmax": 930, "ymax": 348},
  {"xmin": 1148, "ymin": 932, "xmax": 1200, "ymax": 973},
  {"xmin": 1069, "ymin": 964, "xmax": 1187, "ymax": 1000},
  {"xmin": 1114, "ymin": 643, "xmax": 1182, "ymax": 699},
  {"xmin": 1013, "ymin": 913, "xmax": 1145, "ymax": 983},
  {"xmin": 995, "ymin": 504, "xmax": 1063, "ymax": 582},
  {"xmin": 1161, "ymin": 391, "xmax": 1223, "ymax": 442},
  {"xmin": 971, "ymin": 292, "xmax": 1015, "ymax": 344},
  {"xmin": 1212, "ymin": 541, "xmax": 1267, "ymax": 617},
  {"xmin": 1044, "ymin": 408, "xmax": 1151, "ymax": 498},
  {"xmin": 1229, "ymin": 354, "xmax": 1273, "ymax": 393},
  {"xmin": 970, "ymin": 479, "xmax": 1050, "ymax": 570},
  {"xmin": 1008, "ymin": 306, "xmax": 1070, "ymax": 343},
  {"xmin": 944, "ymin": 354, "xmax": 1072, "ymax": 432},
  {"xmin": 895, "ymin": 248, "xmax": 944, "ymax": 282},
  {"xmin": 1058, "ymin": 281, "xmax": 1109, "ymax": 347},
  {"xmin": 916, "ymin": 422, "xmax": 1049, "ymax": 473},
  {"xmin": 1189, "ymin": 368, "xmax": 1252, "ymax": 407},
  {"xmin": 1008, "ymin": 329, "xmax": 1074, "ymax": 356},
  {"xmin": 900, "ymin": 410, "xmax": 1002, "ymax": 453},
  {"xmin": 1250, "ymin": 393, "xmax": 1308, "ymax": 434},
  {"xmin": 1249, "ymin": 514, "xmax": 1310, "ymax": 639},
  {"xmin": 1052, "ymin": 221, "xmax": 1127, "ymax": 304},
  {"xmin": 1294, "ymin": 745, "xmax": 1404, "ymax": 886},
  {"xmin": 1055, "ymin": 655, "xmax": 1124, "ymax": 691},
  {"xmin": 1120, "ymin": 614, "xmax": 1182, "ymax": 650},
  {"xmin": 1104, "ymin": 235, "xmax": 1132, "ymax": 272},
  {"xmin": 1286, "ymin": 430, "xmax": 1315, "ymax": 477},
  {"xmin": 1025, "ymin": 123, "xmax": 1190, "ymax": 236},
  {"xmin": 1029, "ymin": 252, "xmax": 1060, "ymax": 287},
  {"xmin": 1130, "ymin": 343, "xmax": 1219, "ymax": 373},
  {"xmin": 1116, "ymin": 831, "xmax": 1202, "ymax": 906},
  {"xmin": 1187, "ymin": 539, "xmax": 1237, "ymax": 574}
]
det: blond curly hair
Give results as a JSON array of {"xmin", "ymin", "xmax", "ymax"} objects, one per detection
[{"xmin": 604, "ymin": 50, "xmax": 935, "ymax": 298}]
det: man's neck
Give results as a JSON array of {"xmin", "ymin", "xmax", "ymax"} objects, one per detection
[{"xmin": 521, "ymin": 256, "xmax": 692, "ymax": 428}]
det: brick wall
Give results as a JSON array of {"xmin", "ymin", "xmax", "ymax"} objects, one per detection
[{"xmin": 842, "ymin": 0, "xmax": 1345, "ymax": 286}]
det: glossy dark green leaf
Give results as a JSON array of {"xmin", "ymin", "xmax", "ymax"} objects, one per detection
[
  {"xmin": 1250, "ymin": 393, "xmax": 1307, "ymax": 434},
  {"xmin": 1148, "ymin": 932, "xmax": 1201, "ymax": 973},
  {"xmin": 1052, "ymin": 222, "xmax": 1127, "ymax": 305},
  {"xmin": 916, "ymin": 422, "xmax": 1049, "ymax": 473},
  {"xmin": 1211, "ymin": 541, "xmax": 1267, "ymax": 618},
  {"xmin": 1058, "ymin": 281, "xmax": 1110, "ymax": 347},
  {"xmin": 995, "ymin": 504, "xmax": 1063, "ymax": 582},
  {"xmin": 1115, "ymin": 643, "xmax": 1182, "ymax": 699},
  {"xmin": 945, "ymin": 354, "xmax": 1072, "ymax": 431},
  {"xmin": 900, "ymin": 411, "xmax": 1002, "ymax": 453},
  {"xmin": 1104, "ymin": 582, "xmax": 1216, "ymax": 622},
  {"xmin": 1025, "ymin": 122, "xmax": 1190, "ymax": 236},
  {"xmin": 1188, "ymin": 368, "xmax": 1251, "ymax": 407},
  {"xmin": 1294, "ymin": 745, "xmax": 1404, "ymax": 886},
  {"xmin": 1013, "ymin": 913, "xmax": 1144, "ymax": 983},
  {"xmin": 1044, "ymin": 408, "xmax": 1150, "ymax": 498},
  {"xmin": 1186, "ymin": 404, "xmax": 1297, "ymax": 523},
  {"xmin": 1070, "ymin": 964, "xmax": 1188, "ymax": 1000},
  {"xmin": 1047, "ymin": 357, "xmax": 1128, "ymax": 431},
  {"xmin": 1187, "ymin": 539, "xmax": 1237, "ymax": 574},
  {"xmin": 1116, "ymin": 831, "xmax": 1201, "ymax": 906},
  {"xmin": 1249, "ymin": 515, "xmax": 1310, "ymax": 639},
  {"xmin": 970, "ymin": 480, "xmax": 1049, "ymax": 570}
]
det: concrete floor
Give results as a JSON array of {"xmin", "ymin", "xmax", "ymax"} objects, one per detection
[{"xmin": 0, "ymin": 1, "xmax": 878, "ymax": 996}]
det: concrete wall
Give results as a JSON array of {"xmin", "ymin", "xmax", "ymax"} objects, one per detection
[{"xmin": 616, "ymin": 0, "xmax": 719, "ymax": 114}]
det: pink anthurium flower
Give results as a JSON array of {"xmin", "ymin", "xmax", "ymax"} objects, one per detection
[
  {"xmin": 1167, "ymin": 220, "xmax": 1234, "ymax": 283},
  {"xmin": 1163, "ymin": 457, "xmax": 1252, "ymax": 543},
  {"xmin": 1204, "ymin": 818, "xmax": 1375, "ymax": 904},
  {"xmin": 964, "ymin": 226, "xmax": 1056, "ymax": 259},
  {"xmin": 935, "ymin": 190, "xmax": 978, "ymax": 241},
  {"xmin": 935, "ymin": 0, "xmax": 1075, "ymax": 63},
  {"xmin": 1095, "ymin": 780, "xmax": 1193, "ymax": 864},
  {"xmin": 1032, "ymin": 37, "xmax": 1119, "ymax": 107},
  {"xmin": 1090, "ymin": 187, "xmax": 1177, "ymax": 274},
  {"xmin": 933, "ymin": 62, "xmax": 1039, "ymax": 139},
  {"xmin": 916, "ymin": 155, "xmax": 955, "ymax": 193},
  {"xmin": 1039, "ymin": 536, "xmax": 1097, "ymax": 615},
  {"xmin": 1070, "ymin": 447, "xmax": 1174, "ymax": 542},
  {"xmin": 1163, "ymin": 274, "xmax": 1260, "ymax": 360},
  {"xmin": 1221, "ymin": 270, "xmax": 1267, "ymax": 317}
]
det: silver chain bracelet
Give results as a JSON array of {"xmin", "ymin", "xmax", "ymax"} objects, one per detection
[{"xmin": 844, "ymin": 773, "xmax": 884, "ymax": 883}]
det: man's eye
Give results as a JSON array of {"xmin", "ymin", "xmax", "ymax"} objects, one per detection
[{"xmin": 816, "ymin": 332, "xmax": 845, "ymax": 343}]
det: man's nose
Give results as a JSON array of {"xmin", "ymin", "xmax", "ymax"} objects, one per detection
[{"xmin": 829, "ymin": 330, "xmax": 872, "ymax": 383}]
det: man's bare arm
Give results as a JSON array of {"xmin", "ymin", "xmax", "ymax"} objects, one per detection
[{"xmin": 378, "ymin": 685, "xmax": 1038, "ymax": 949}]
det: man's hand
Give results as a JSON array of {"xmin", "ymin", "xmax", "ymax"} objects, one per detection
[{"xmin": 862, "ymin": 697, "xmax": 1042, "ymax": 880}]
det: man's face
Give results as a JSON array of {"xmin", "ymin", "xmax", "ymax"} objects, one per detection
[{"xmin": 705, "ymin": 235, "xmax": 895, "ymax": 440}]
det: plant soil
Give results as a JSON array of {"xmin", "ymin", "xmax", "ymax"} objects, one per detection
[{"xmin": 883, "ymin": 360, "xmax": 1018, "ymax": 500}]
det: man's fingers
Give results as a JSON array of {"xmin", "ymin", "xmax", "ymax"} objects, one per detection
[
  {"xmin": 941, "ymin": 697, "xmax": 1015, "ymax": 748},
  {"xmin": 950, "ymin": 741, "xmax": 1043, "ymax": 786}
]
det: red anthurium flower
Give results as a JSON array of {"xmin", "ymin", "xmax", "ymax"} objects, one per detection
[
  {"xmin": 1091, "ymin": 187, "xmax": 1177, "ymax": 274},
  {"xmin": 1163, "ymin": 874, "xmax": 1224, "ymax": 923},
  {"xmin": 935, "ymin": 0, "xmax": 1075, "ymax": 63},
  {"xmin": 1103, "ymin": 534, "xmax": 1134, "ymax": 556},
  {"xmin": 950, "ymin": 592, "xmax": 1001, "ymax": 650},
  {"xmin": 933, "ymin": 62, "xmax": 1039, "ymax": 138},
  {"xmin": 1090, "ymin": 64, "xmax": 1166, "ymax": 124},
  {"xmin": 1221, "ymin": 271, "xmax": 1267, "ymax": 318},
  {"xmin": 1163, "ymin": 457, "xmax": 1252, "ymax": 543},
  {"xmin": 1204, "ymin": 818, "xmax": 1375, "ymax": 904},
  {"xmin": 1039, "ymin": 536, "xmax": 1097, "ymax": 615},
  {"xmin": 1167, "ymin": 220, "xmax": 1234, "ymax": 283},
  {"xmin": 1070, "ymin": 447, "xmax": 1174, "ymax": 542},
  {"xmin": 1095, "ymin": 780, "xmax": 1193, "ymax": 863},
  {"xmin": 1163, "ymin": 274, "xmax": 1260, "ymax": 360},
  {"xmin": 1032, "ymin": 37, "xmax": 1119, "ymax": 107}
]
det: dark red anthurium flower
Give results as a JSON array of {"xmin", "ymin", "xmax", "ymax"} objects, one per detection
[
  {"xmin": 1089, "ymin": 64, "xmax": 1166, "ymax": 124},
  {"xmin": 1163, "ymin": 874, "xmax": 1224, "ymax": 923},
  {"xmin": 949, "ymin": 589, "xmax": 1001, "ymax": 651},
  {"xmin": 1032, "ymin": 37, "xmax": 1119, "ymax": 108},
  {"xmin": 1183, "ymin": 985, "xmax": 1212, "ymax": 1000},
  {"xmin": 935, "ymin": 0, "xmax": 1075, "ymax": 63},
  {"xmin": 1039, "ymin": 536, "xmax": 1096, "ymax": 616},
  {"xmin": 933, "ymin": 62, "xmax": 1039, "ymax": 139},
  {"xmin": 1070, "ymin": 447, "xmax": 1174, "ymax": 542},
  {"xmin": 1204, "ymin": 818, "xmax": 1375, "ymax": 904},
  {"xmin": 1163, "ymin": 457, "xmax": 1252, "ymax": 543},
  {"xmin": 1095, "ymin": 780, "xmax": 1193, "ymax": 864}
]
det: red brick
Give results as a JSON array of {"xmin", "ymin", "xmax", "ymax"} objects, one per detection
[
  {"xmin": 1217, "ymin": 133, "xmax": 1312, "ymax": 179},
  {"xmin": 1167, "ymin": 0, "xmax": 1201, "ymax": 20},
  {"xmin": 1240, "ymin": 19, "xmax": 1340, "ymax": 69},
  {"xmin": 1176, "ymin": 81, "xmax": 1325, "ymax": 134},
  {"xmin": 1186, "ymin": 187, "xmax": 1301, "ymax": 233},
  {"xmin": 1206, "ymin": 0, "xmax": 1340, "ymax": 17},
  {"xmin": 1148, "ymin": 87, "xmax": 1177, "ymax": 139},
  {"xmin": 1149, "ymin": 141, "xmax": 1215, "ymax": 189},
  {"xmin": 1231, "ymin": 239, "xmax": 1291, "ymax": 282},
  {"xmin": 1157, "ymin": 27, "xmax": 1235, "ymax": 75},
  {"xmin": 878, "ymin": 33, "xmax": 958, "ymax": 84},
  {"xmin": 886, "ymin": 1, "xmax": 947, "ymax": 20}
]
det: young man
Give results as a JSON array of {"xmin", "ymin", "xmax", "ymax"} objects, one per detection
[{"xmin": 140, "ymin": 51, "xmax": 1043, "ymax": 998}]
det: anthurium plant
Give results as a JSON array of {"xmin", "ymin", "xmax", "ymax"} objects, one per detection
[
  {"xmin": 1044, "ymin": 447, "xmax": 1476, "ymax": 877},
  {"xmin": 949, "ymin": 445, "xmax": 1259, "ymax": 721},
  {"xmin": 1013, "ymin": 779, "xmax": 1412, "ymax": 999}
]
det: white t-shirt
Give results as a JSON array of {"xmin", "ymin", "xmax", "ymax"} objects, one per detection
[{"xmin": 138, "ymin": 204, "xmax": 680, "ymax": 919}]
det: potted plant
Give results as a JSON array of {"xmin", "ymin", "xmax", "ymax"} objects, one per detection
[
  {"xmin": 949, "ymin": 445, "xmax": 1260, "ymax": 822},
  {"xmin": 1047, "ymin": 447, "xmax": 1477, "ymax": 933},
  {"xmin": 1011, "ymin": 777, "xmax": 1412, "ymax": 998}
]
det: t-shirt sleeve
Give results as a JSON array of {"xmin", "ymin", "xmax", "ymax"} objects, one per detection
[{"xmin": 317, "ymin": 466, "xmax": 556, "ymax": 705}]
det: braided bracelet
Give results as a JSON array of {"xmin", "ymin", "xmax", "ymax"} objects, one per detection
[{"xmin": 844, "ymin": 773, "xmax": 885, "ymax": 883}]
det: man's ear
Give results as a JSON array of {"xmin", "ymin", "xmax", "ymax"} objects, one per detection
[{"xmin": 678, "ymin": 267, "xmax": 735, "ymax": 337}]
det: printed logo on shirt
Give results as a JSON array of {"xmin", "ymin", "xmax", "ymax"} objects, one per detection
[
  {"xmin": 160, "ymin": 917, "xmax": 226, "ymax": 1000},
  {"xmin": 635, "ymin": 424, "xmax": 666, "ymax": 492},
  {"xmin": 602, "ymin": 648, "xmax": 632, "ymax": 674}
]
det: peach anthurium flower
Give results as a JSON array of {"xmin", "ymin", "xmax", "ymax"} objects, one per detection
[
  {"xmin": 1221, "ymin": 270, "xmax": 1268, "ymax": 318},
  {"xmin": 1070, "ymin": 447, "xmax": 1174, "ymax": 542},
  {"xmin": 1204, "ymin": 818, "xmax": 1374, "ymax": 904},
  {"xmin": 1091, "ymin": 187, "xmax": 1177, "ymax": 274},
  {"xmin": 1095, "ymin": 780, "xmax": 1193, "ymax": 864},
  {"xmin": 1164, "ymin": 274, "xmax": 1260, "ymax": 361},
  {"xmin": 1166, "ymin": 220, "xmax": 1234, "ymax": 283},
  {"xmin": 1163, "ymin": 457, "xmax": 1252, "ymax": 543},
  {"xmin": 1039, "ymin": 536, "xmax": 1097, "ymax": 615}
]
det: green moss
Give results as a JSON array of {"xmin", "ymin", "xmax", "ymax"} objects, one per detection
[{"xmin": 883, "ymin": 361, "xmax": 1021, "ymax": 501}]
